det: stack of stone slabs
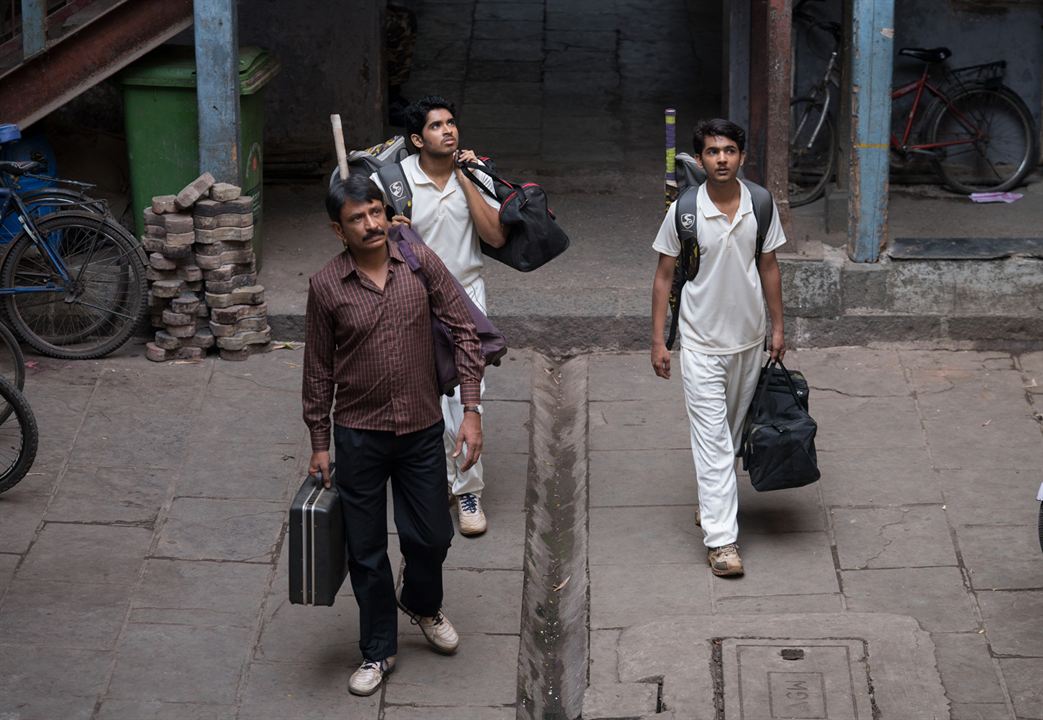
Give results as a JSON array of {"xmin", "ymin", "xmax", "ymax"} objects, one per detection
[{"xmin": 144, "ymin": 173, "xmax": 272, "ymax": 362}]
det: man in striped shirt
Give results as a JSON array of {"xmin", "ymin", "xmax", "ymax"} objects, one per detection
[{"xmin": 303, "ymin": 174, "xmax": 485, "ymax": 696}]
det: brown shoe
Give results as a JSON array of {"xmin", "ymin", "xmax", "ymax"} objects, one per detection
[{"xmin": 707, "ymin": 543, "xmax": 744, "ymax": 577}]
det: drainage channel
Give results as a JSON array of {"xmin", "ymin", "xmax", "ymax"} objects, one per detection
[{"xmin": 517, "ymin": 355, "xmax": 590, "ymax": 720}]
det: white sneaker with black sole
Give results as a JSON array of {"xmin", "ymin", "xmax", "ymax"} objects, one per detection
[
  {"xmin": 457, "ymin": 492, "xmax": 487, "ymax": 536},
  {"xmin": 348, "ymin": 656, "xmax": 395, "ymax": 696},
  {"xmin": 397, "ymin": 598, "xmax": 460, "ymax": 654}
]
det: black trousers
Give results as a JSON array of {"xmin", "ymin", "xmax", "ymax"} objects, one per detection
[{"xmin": 334, "ymin": 420, "xmax": 453, "ymax": 662}]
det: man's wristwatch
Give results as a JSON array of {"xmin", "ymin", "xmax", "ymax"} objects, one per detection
[{"xmin": 463, "ymin": 405, "xmax": 481, "ymax": 416}]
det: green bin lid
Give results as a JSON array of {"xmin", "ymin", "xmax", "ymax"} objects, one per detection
[{"xmin": 119, "ymin": 45, "xmax": 280, "ymax": 94}]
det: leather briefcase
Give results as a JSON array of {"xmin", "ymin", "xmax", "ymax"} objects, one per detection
[{"xmin": 288, "ymin": 465, "xmax": 348, "ymax": 605}]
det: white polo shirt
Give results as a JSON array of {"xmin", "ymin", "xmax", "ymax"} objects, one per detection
[
  {"xmin": 652, "ymin": 182, "xmax": 786, "ymax": 355},
  {"xmin": 372, "ymin": 154, "xmax": 499, "ymax": 287}
]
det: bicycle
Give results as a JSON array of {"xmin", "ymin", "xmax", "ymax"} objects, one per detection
[
  {"xmin": 0, "ymin": 160, "xmax": 147, "ymax": 360},
  {"xmin": 0, "ymin": 373, "xmax": 38, "ymax": 495},
  {"xmin": 788, "ymin": 4, "xmax": 1038, "ymax": 205}
]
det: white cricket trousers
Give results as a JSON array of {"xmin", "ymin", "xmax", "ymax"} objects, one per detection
[
  {"xmin": 680, "ymin": 344, "xmax": 763, "ymax": 548},
  {"xmin": 442, "ymin": 277, "xmax": 486, "ymax": 497}
]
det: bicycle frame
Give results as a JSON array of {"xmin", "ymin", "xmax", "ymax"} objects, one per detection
[
  {"xmin": 0, "ymin": 189, "xmax": 76, "ymax": 293},
  {"xmin": 891, "ymin": 66, "xmax": 983, "ymax": 152}
]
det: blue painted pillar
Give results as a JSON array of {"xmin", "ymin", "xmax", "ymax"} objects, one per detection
[
  {"xmin": 20, "ymin": 0, "xmax": 46, "ymax": 59},
  {"xmin": 847, "ymin": 0, "xmax": 894, "ymax": 262},
  {"xmin": 194, "ymin": 0, "xmax": 241, "ymax": 183}
]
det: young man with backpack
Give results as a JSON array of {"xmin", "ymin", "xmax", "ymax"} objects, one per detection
[
  {"xmin": 371, "ymin": 95, "xmax": 506, "ymax": 537},
  {"xmin": 649, "ymin": 118, "xmax": 787, "ymax": 577}
]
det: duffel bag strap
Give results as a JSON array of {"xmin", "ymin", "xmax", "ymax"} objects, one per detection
[{"xmin": 460, "ymin": 161, "xmax": 511, "ymax": 201}]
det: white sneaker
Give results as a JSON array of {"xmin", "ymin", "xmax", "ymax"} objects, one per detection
[
  {"xmin": 457, "ymin": 492, "xmax": 487, "ymax": 536},
  {"xmin": 348, "ymin": 656, "xmax": 395, "ymax": 696},
  {"xmin": 398, "ymin": 600, "xmax": 460, "ymax": 655}
]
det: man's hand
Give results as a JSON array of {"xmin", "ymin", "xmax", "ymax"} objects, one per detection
[
  {"xmin": 309, "ymin": 451, "xmax": 332, "ymax": 488},
  {"xmin": 455, "ymin": 149, "xmax": 479, "ymax": 168},
  {"xmin": 768, "ymin": 327, "xmax": 786, "ymax": 362},
  {"xmin": 390, "ymin": 214, "xmax": 411, "ymax": 228},
  {"xmin": 452, "ymin": 412, "xmax": 483, "ymax": 471},
  {"xmin": 651, "ymin": 343, "xmax": 671, "ymax": 379}
]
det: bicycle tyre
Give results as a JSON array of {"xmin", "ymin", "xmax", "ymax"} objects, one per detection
[
  {"xmin": 928, "ymin": 85, "xmax": 1038, "ymax": 194},
  {"xmin": 1, "ymin": 211, "xmax": 147, "ymax": 360},
  {"xmin": 789, "ymin": 97, "xmax": 836, "ymax": 207},
  {"xmin": 0, "ymin": 374, "xmax": 38, "ymax": 495},
  {"xmin": 0, "ymin": 320, "xmax": 25, "ymax": 425}
]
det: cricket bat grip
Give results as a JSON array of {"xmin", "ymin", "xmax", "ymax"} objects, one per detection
[{"xmin": 331, "ymin": 114, "xmax": 349, "ymax": 180}]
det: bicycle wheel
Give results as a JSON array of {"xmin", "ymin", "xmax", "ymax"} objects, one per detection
[
  {"xmin": 0, "ymin": 320, "xmax": 25, "ymax": 425},
  {"xmin": 1, "ymin": 211, "xmax": 147, "ymax": 360},
  {"xmin": 789, "ymin": 97, "xmax": 835, "ymax": 207},
  {"xmin": 928, "ymin": 85, "xmax": 1038, "ymax": 194},
  {"xmin": 0, "ymin": 374, "xmax": 38, "ymax": 495}
]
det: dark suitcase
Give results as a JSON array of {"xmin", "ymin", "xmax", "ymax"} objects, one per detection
[{"xmin": 288, "ymin": 465, "xmax": 348, "ymax": 606}]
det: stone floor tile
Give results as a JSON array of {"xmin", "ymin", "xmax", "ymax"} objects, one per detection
[
  {"xmin": 175, "ymin": 442, "xmax": 299, "ymax": 501},
  {"xmin": 107, "ymin": 623, "xmax": 253, "ymax": 704},
  {"xmin": 831, "ymin": 506, "xmax": 957, "ymax": 569},
  {"xmin": 45, "ymin": 466, "xmax": 169, "ymax": 524},
  {"xmin": 712, "ymin": 531, "xmax": 839, "ymax": 597},
  {"xmin": 590, "ymin": 450, "xmax": 695, "ymax": 507},
  {"xmin": 94, "ymin": 700, "xmax": 237, "ymax": 720},
  {"xmin": 927, "ymin": 435, "xmax": 1043, "ymax": 471},
  {"xmin": 0, "ymin": 552, "xmax": 19, "ymax": 593},
  {"xmin": 589, "ymin": 400, "xmax": 689, "ymax": 451},
  {"xmin": 130, "ymin": 559, "xmax": 271, "ymax": 627},
  {"xmin": 940, "ymin": 468, "xmax": 1039, "ymax": 527},
  {"xmin": 737, "ymin": 477, "xmax": 827, "ymax": 533},
  {"xmin": 899, "ymin": 350, "xmax": 1013, "ymax": 371},
  {"xmin": 817, "ymin": 446, "xmax": 943, "ymax": 507},
  {"xmin": 442, "ymin": 569, "xmax": 523, "ymax": 633},
  {"xmin": 0, "ymin": 490, "xmax": 48, "ymax": 554},
  {"xmin": 931, "ymin": 632, "xmax": 1007, "ymax": 704},
  {"xmin": 956, "ymin": 523, "xmax": 1043, "ymax": 590},
  {"xmin": 19, "ymin": 522, "xmax": 152, "ymax": 585},
  {"xmin": 0, "ymin": 579, "xmax": 130, "ymax": 649},
  {"xmin": 977, "ymin": 590, "xmax": 1043, "ymax": 656},
  {"xmin": 714, "ymin": 593, "xmax": 844, "ymax": 615},
  {"xmin": 477, "ymin": 452, "xmax": 527, "ymax": 509},
  {"xmin": 949, "ymin": 702, "xmax": 1013, "ymax": 719},
  {"xmin": 812, "ymin": 395, "xmax": 924, "ymax": 450},
  {"xmin": 155, "ymin": 497, "xmax": 283, "ymax": 562},
  {"xmin": 444, "ymin": 509, "xmax": 525, "ymax": 570},
  {"xmin": 255, "ymin": 593, "xmax": 360, "ymax": 667},
  {"xmin": 483, "ymin": 349, "xmax": 533, "ymax": 401},
  {"xmin": 382, "ymin": 634, "xmax": 519, "ymax": 707},
  {"xmin": 0, "ymin": 646, "xmax": 111, "ymax": 711},
  {"xmin": 841, "ymin": 567, "xmax": 979, "ymax": 632},
  {"xmin": 583, "ymin": 682, "xmax": 659, "ymax": 718},
  {"xmin": 999, "ymin": 658, "xmax": 1043, "ymax": 720},
  {"xmin": 591, "ymin": 562, "xmax": 711, "ymax": 629},
  {"xmin": 384, "ymin": 707, "xmax": 515, "ymax": 719},
  {"xmin": 69, "ymin": 396, "xmax": 194, "ymax": 469},
  {"xmin": 0, "ymin": 695, "xmax": 96, "ymax": 720},
  {"xmin": 590, "ymin": 629, "xmax": 621, "ymax": 685},
  {"xmin": 790, "ymin": 347, "xmax": 906, "ymax": 396},
  {"xmin": 590, "ymin": 506, "xmax": 703, "ymax": 565},
  {"xmin": 483, "ymin": 400, "xmax": 530, "ymax": 455},
  {"xmin": 238, "ymin": 660, "xmax": 380, "ymax": 720}
]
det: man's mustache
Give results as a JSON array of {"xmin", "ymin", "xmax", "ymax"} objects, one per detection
[{"xmin": 364, "ymin": 229, "xmax": 386, "ymax": 241}]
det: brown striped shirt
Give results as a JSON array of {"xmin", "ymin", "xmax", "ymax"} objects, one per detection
[{"xmin": 302, "ymin": 239, "xmax": 482, "ymax": 452}]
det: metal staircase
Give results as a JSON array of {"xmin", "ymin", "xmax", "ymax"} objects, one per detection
[{"xmin": 0, "ymin": 0, "xmax": 193, "ymax": 128}]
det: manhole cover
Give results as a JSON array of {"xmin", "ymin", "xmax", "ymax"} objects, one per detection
[{"xmin": 720, "ymin": 639, "xmax": 875, "ymax": 719}]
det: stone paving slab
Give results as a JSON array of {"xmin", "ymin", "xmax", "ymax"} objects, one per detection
[
  {"xmin": 94, "ymin": 700, "xmax": 238, "ymax": 720},
  {"xmin": 44, "ymin": 465, "xmax": 169, "ymax": 524}
]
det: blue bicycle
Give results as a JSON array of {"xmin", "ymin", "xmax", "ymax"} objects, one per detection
[{"xmin": 0, "ymin": 160, "xmax": 146, "ymax": 359}]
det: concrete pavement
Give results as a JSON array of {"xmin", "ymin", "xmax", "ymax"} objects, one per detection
[{"xmin": 0, "ymin": 344, "xmax": 1040, "ymax": 718}]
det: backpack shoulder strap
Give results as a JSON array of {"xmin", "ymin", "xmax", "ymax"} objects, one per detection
[
  {"xmin": 673, "ymin": 184, "xmax": 701, "ymax": 278},
  {"xmin": 740, "ymin": 179, "xmax": 775, "ymax": 265},
  {"xmin": 376, "ymin": 163, "xmax": 413, "ymax": 219}
]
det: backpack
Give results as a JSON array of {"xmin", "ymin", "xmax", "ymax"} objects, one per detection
[
  {"xmin": 665, "ymin": 153, "xmax": 776, "ymax": 350},
  {"xmin": 328, "ymin": 136, "xmax": 413, "ymax": 217}
]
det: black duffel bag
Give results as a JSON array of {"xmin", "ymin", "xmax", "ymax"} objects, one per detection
[
  {"xmin": 462, "ymin": 162, "xmax": 569, "ymax": 272},
  {"xmin": 739, "ymin": 359, "xmax": 820, "ymax": 492}
]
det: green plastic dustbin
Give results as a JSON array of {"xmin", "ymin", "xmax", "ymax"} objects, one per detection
[{"xmin": 119, "ymin": 45, "xmax": 280, "ymax": 267}]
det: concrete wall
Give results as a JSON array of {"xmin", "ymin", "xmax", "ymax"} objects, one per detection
[{"xmin": 239, "ymin": 0, "xmax": 386, "ymax": 161}]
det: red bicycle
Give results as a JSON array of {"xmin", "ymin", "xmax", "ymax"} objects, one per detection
[{"xmin": 789, "ymin": 30, "xmax": 1038, "ymax": 204}]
